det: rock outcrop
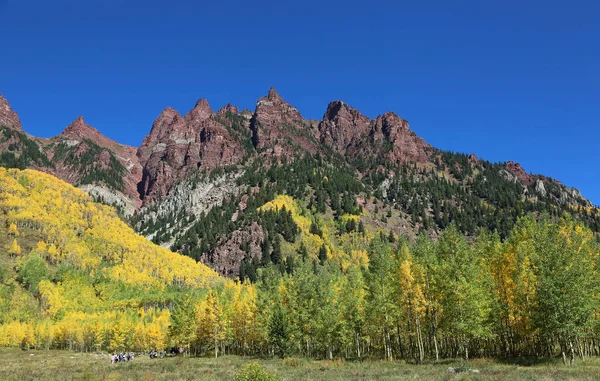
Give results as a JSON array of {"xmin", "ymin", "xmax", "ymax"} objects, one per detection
[
  {"xmin": 205, "ymin": 222, "xmax": 264, "ymax": 277},
  {"xmin": 372, "ymin": 112, "xmax": 431, "ymax": 163},
  {"xmin": 506, "ymin": 161, "xmax": 535, "ymax": 185},
  {"xmin": 535, "ymin": 179, "xmax": 547, "ymax": 197},
  {"xmin": 249, "ymin": 88, "xmax": 317, "ymax": 155},
  {"xmin": 319, "ymin": 101, "xmax": 371, "ymax": 153},
  {"xmin": 217, "ymin": 103, "xmax": 239, "ymax": 116},
  {"xmin": 0, "ymin": 94, "xmax": 22, "ymax": 131},
  {"xmin": 137, "ymin": 100, "xmax": 245, "ymax": 202},
  {"xmin": 319, "ymin": 101, "xmax": 430, "ymax": 163},
  {"xmin": 468, "ymin": 154, "xmax": 480, "ymax": 165}
]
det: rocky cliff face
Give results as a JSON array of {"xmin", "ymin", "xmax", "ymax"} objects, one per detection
[
  {"xmin": 0, "ymin": 94, "xmax": 22, "ymax": 131},
  {"xmin": 137, "ymin": 99, "xmax": 246, "ymax": 203},
  {"xmin": 319, "ymin": 101, "xmax": 371, "ymax": 153},
  {"xmin": 373, "ymin": 112, "xmax": 431, "ymax": 163},
  {"xmin": 1, "ymin": 89, "xmax": 592, "ymax": 212},
  {"xmin": 319, "ymin": 101, "xmax": 431, "ymax": 164},
  {"xmin": 205, "ymin": 222, "xmax": 264, "ymax": 277},
  {"xmin": 506, "ymin": 161, "xmax": 535, "ymax": 185},
  {"xmin": 218, "ymin": 103, "xmax": 239, "ymax": 116},
  {"xmin": 249, "ymin": 88, "xmax": 318, "ymax": 156},
  {"xmin": 0, "ymin": 94, "xmax": 143, "ymax": 214}
]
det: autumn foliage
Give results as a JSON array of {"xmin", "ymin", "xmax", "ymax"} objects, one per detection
[
  {"xmin": 0, "ymin": 168, "xmax": 599, "ymax": 365},
  {"xmin": 0, "ymin": 168, "xmax": 218, "ymax": 351}
]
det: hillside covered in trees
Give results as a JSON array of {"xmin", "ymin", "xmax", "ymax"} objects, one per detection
[
  {"xmin": 1, "ymin": 168, "xmax": 599, "ymax": 365},
  {"xmin": 2, "ymin": 89, "xmax": 600, "ymax": 363},
  {"xmin": 0, "ymin": 167, "xmax": 218, "ymax": 350},
  {"xmin": 141, "ymin": 149, "xmax": 600, "ymax": 278}
]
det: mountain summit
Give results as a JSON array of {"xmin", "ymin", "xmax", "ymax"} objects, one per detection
[{"xmin": 0, "ymin": 88, "xmax": 596, "ymax": 277}]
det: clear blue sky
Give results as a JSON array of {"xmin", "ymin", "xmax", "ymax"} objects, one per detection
[{"xmin": 0, "ymin": 0, "xmax": 598, "ymax": 205}]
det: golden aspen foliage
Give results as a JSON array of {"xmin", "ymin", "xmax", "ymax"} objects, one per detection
[
  {"xmin": 0, "ymin": 168, "xmax": 219, "ymax": 288},
  {"xmin": 8, "ymin": 238, "xmax": 21, "ymax": 256},
  {"xmin": 196, "ymin": 289, "xmax": 227, "ymax": 357},
  {"xmin": 8, "ymin": 223, "xmax": 19, "ymax": 236},
  {"xmin": 3, "ymin": 165, "xmax": 600, "ymax": 363},
  {"xmin": 0, "ymin": 167, "xmax": 222, "ymax": 352}
]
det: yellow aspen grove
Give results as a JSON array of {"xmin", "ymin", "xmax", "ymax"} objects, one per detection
[
  {"xmin": 8, "ymin": 223, "xmax": 19, "ymax": 236},
  {"xmin": 198, "ymin": 289, "xmax": 226, "ymax": 358},
  {"xmin": 35, "ymin": 241, "xmax": 47, "ymax": 254},
  {"xmin": 91, "ymin": 320, "xmax": 106, "ymax": 352},
  {"xmin": 133, "ymin": 322, "xmax": 148, "ymax": 352},
  {"xmin": 8, "ymin": 238, "xmax": 21, "ymax": 257},
  {"xmin": 489, "ymin": 218, "xmax": 539, "ymax": 357},
  {"xmin": 147, "ymin": 317, "xmax": 169, "ymax": 351},
  {"xmin": 232, "ymin": 282, "xmax": 259, "ymax": 355},
  {"xmin": 34, "ymin": 320, "xmax": 55, "ymax": 350},
  {"xmin": 1, "ymin": 166, "xmax": 600, "ymax": 367},
  {"xmin": 109, "ymin": 318, "xmax": 127, "ymax": 352},
  {"xmin": 397, "ymin": 246, "xmax": 428, "ymax": 363}
]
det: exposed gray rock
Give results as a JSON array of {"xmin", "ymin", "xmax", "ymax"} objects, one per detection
[
  {"xmin": 378, "ymin": 178, "xmax": 392, "ymax": 199},
  {"xmin": 535, "ymin": 179, "xmax": 547, "ymax": 197},
  {"xmin": 499, "ymin": 169, "xmax": 518, "ymax": 183},
  {"xmin": 136, "ymin": 170, "xmax": 243, "ymax": 245},
  {"xmin": 79, "ymin": 184, "xmax": 137, "ymax": 216}
]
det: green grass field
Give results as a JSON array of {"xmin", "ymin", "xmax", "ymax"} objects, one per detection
[{"xmin": 2, "ymin": 349, "xmax": 600, "ymax": 381}]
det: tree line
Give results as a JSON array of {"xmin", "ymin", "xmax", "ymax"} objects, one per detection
[
  {"xmin": 165, "ymin": 216, "xmax": 599, "ymax": 364},
  {"xmin": 1, "ymin": 166, "xmax": 599, "ymax": 366}
]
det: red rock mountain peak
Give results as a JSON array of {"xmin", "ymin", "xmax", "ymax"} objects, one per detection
[
  {"xmin": 250, "ymin": 88, "xmax": 306, "ymax": 150},
  {"xmin": 0, "ymin": 93, "xmax": 23, "ymax": 131},
  {"xmin": 186, "ymin": 99, "xmax": 214, "ymax": 122},
  {"xmin": 218, "ymin": 104, "xmax": 239, "ymax": 115}
]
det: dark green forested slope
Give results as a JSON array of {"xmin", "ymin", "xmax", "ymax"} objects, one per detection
[{"xmin": 133, "ymin": 148, "xmax": 599, "ymax": 279}]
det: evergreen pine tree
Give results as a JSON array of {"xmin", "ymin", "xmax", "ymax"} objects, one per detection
[
  {"xmin": 271, "ymin": 235, "xmax": 282, "ymax": 264},
  {"xmin": 261, "ymin": 239, "xmax": 272, "ymax": 266},
  {"xmin": 310, "ymin": 221, "xmax": 323, "ymax": 237},
  {"xmin": 318, "ymin": 244, "xmax": 328, "ymax": 265},
  {"xmin": 346, "ymin": 219, "xmax": 357, "ymax": 233},
  {"xmin": 297, "ymin": 242, "xmax": 308, "ymax": 261},
  {"xmin": 285, "ymin": 255, "xmax": 295, "ymax": 274},
  {"xmin": 358, "ymin": 220, "xmax": 366, "ymax": 236}
]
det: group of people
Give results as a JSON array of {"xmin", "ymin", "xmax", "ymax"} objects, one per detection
[
  {"xmin": 109, "ymin": 347, "xmax": 184, "ymax": 364},
  {"xmin": 149, "ymin": 347, "xmax": 182, "ymax": 358},
  {"xmin": 149, "ymin": 350, "xmax": 165, "ymax": 359},
  {"xmin": 110, "ymin": 352, "xmax": 135, "ymax": 364}
]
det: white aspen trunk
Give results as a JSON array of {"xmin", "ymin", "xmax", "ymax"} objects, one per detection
[
  {"xmin": 389, "ymin": 332, "xmax": 393, "ymax": 361},
  {"xmin": 416, "ymin": 317, "xmax": 424, "ymax": 363},
  {"xmin": 577, "ymin": 339, "xmax": 584, "ymax": 361},
  {"xmin": 569, "ymin": 340, "xmax": 575, "ymax": 366},
  {"xmin": 383, "ymin": 332, "xmax": 388, "ymax": 360}
]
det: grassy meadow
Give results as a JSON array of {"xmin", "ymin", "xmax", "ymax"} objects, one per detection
[{"xmin": 2, "ymin": 349, "xmax": 600, "ymax": 381}]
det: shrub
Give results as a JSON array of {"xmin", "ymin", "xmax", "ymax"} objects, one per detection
[
  {"xmin": 234, "ymin": 363, "xmax": 281, "ymax": 381},
  {"xmin": 282, "ymin": 357, "xmax": 301, "ymax": 367}
]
